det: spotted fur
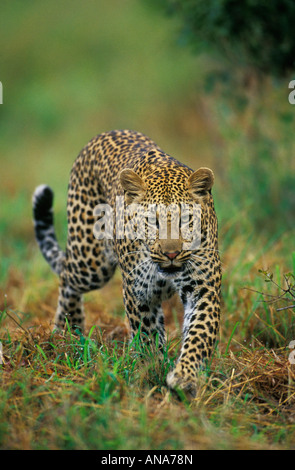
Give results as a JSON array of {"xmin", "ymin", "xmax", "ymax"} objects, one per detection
[{"xmin": 32, "ymin": 130, "xmax": 221, "ymax": 394}]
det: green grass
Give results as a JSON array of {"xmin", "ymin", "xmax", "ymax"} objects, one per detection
[
  {"xmin": 1, "ymin": 307, "xmax": 295, "ymax": 450},
  {"xmin": 2, "ymin": 270, "xmax": 295, "ymax": 452},
  {"xmin": 1, "ymin": 0, "xmax": 295, "ymax": 451}
]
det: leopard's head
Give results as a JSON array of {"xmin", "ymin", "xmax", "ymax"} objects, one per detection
[{"xmin": 120, "ymin": 165, "xmax": 215, "ymax": 276}]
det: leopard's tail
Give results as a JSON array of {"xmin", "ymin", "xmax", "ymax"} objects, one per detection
[{"xmin": 32, "ymin": 184, "xmax": 65, "ymax": 275}]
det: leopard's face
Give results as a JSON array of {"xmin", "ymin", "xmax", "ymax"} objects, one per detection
[{"xmin": 119, "ymin": 165, "xmax": 215, "ymax": 278}]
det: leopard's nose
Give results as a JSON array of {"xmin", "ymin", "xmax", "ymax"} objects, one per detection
[{"xmin": 164, "ymin": 251, "xmax": 180, "ymax": 260}]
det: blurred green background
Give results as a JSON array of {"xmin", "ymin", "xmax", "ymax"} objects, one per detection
[
  {"xmin": 0, "ymin": 0, "xmax": 201, "ymax": 287},
  {"xmin": 1, "ymin": 0, "xmax": 295, "ymax": 314}
]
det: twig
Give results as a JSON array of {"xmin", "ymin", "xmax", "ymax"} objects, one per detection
[
  {"xmin": 276, "ymin": 305, "xmax": 295, "ymax": 312},
  {"xmin": 5, "ymin": 310, "xmax": 36, "ymax": 346}
]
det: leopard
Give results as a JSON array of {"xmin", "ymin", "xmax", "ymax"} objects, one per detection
[{"xmin": 32, "ymin": 129, "xmax": 221, "ymax": 395}]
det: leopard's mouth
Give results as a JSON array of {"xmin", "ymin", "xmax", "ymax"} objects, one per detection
[
  {"xmin": 157, "ymin": 264, "xmax": 184, "ymax": 276},
  {"xmin": 150, "ymin": 251, "xmax": 185, "ymax": 276}
]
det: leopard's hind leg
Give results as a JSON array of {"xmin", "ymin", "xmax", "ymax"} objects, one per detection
[{"xmin": 54, "ymin": 237, "xmax": 117, "ymax": 332}]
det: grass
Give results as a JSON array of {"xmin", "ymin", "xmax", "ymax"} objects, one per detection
[
  {"xmin": 1, "ymin": 0, "xmax": 295, "ymax": 451},
  {"xmin": 1, "ymin": 252, "xmax": 295, "ymax": 450},
  {"xmin": 1, "ymin": 306, "xmax": 295, "ymax": 450}
]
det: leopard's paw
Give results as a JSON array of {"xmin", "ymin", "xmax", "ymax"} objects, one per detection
[{"xmin": 166, "ymin": 367, "xmax": 197, "ymax": 399}]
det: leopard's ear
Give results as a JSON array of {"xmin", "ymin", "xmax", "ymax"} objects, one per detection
[
  {"xmin": 120, "ymin": 169, "xmax": 146, "ymax": 204},
  {"xmin": 187, "ymin": 167, "xmax": 214, "ymax": 200}
]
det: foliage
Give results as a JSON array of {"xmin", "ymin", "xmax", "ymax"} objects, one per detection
[
  {"xmin": 149, "ymin": 0, "xmax": 295, "ymax": 78},
  {"xmin": 248, "ymin": 254, "xmax": 295, "ymax": 347}
]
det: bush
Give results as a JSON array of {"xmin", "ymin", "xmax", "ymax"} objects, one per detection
[{"xmin": 151, "ymin": 0, "xmax": 295, "ymax": 78}]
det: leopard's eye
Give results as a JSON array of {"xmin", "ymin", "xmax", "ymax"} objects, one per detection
[
  {"xmin": 146, "ymin": 209, "xmax": 159, "ymax": 229},
  {"xmin": 181, "ymin": 211, "xmax": 190, "ymax": 224}
]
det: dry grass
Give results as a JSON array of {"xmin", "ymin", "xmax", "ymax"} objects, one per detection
[{"xmin": 1, "ymin": 267, "xmax": 295, "ymax": 450}]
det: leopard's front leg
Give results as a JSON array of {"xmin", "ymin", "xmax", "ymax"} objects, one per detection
[
  {"xmin": 122, "ymin": 279, "xmax": 166, "ymax": 351},
  {"xmin": 167, "ymin": 283, "xmax": 221, "ymax": 396}
]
